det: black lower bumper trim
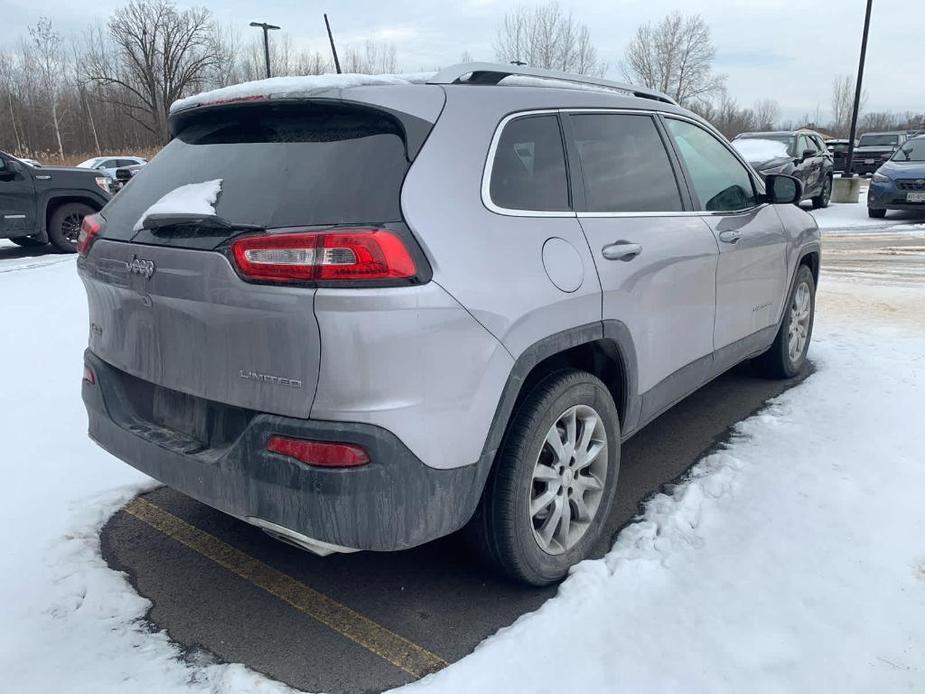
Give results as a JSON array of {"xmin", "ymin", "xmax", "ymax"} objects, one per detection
[{"xmin": 83, "ymin": 351, "xmax": 489, "ymax": 551}]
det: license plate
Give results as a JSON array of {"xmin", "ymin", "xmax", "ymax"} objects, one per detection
[
  {"xmin": 864, "ymin": 159, "xmax": 875, "ymax": 164},
  {"xmin": 907, "ymin": 191, "xmax": 925, "ymax": 203}
]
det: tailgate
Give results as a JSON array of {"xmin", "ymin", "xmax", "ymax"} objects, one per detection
[{"xmin": 80, "ymin": 238, "xmax": 319, "ymax": 418}]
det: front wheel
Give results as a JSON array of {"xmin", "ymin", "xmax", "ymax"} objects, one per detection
[
  {"xmin": 467, "ymin": 369, "xmax": 620, "ymax": 586},
  {"xmin": 47, "ymin": 202, "xmax": 94, "ymax": 253},
  {"xmin": 754, "ymin": 264, "xmax": 815, "ymax": 379},
  {"xmin": 812, "ymin": 176, "xmax": 832, "ymax": 209}
]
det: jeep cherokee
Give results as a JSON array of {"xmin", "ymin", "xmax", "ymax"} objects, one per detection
[{"xmin": 78, "ymin": 64, "xmax": 820, "ymax": 585}]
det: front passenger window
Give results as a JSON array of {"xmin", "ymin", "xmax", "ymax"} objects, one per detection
[{"xmin": 666, "ymin": 119, "xmax": 757, "ymax": 212}]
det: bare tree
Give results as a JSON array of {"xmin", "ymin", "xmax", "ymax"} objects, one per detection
[
  {"xmin": 621, "ymin": 12, "xmax": 724, "ymax": 105},
  {"xmin": 493, "ymin": 2, "xmax": 604, "ymax": 75},
  {"xmin": 82, "ymin": 0, "xmax": 222, "ymax": 142},
  {"xmin": 27, "ymin": 18, "xmax": 67, "ymax": 160},
  {"xmin": 753, "ymin": 98, "xmax": 780, "ymax": 130},
  {"xmin": 831, "ymin": 75, "xmax": 867, "ymax": 137},
  {"xmin": 343, "ymin": 40, "xmax": 398, "ymax": 74}
]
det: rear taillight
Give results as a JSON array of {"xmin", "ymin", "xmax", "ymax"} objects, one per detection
[
  {"xmin": 267, "ymin": 436, "xmax": 369, "ymax": 468},
  {"xmin": 82, "ymin": 365, "xmax": 95, "ymax": 385},
  {"xmin": 230, "ymin": 229, "xmax": 416, "ymax": 284},
  {"xmin": 77, "ymin": 214, "xmax": 102, "ymax": 257}
]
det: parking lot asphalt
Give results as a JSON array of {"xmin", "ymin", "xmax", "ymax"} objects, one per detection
[{"xmin": 102, "ymin": 360, "xmax": 809, "ymax": 694}]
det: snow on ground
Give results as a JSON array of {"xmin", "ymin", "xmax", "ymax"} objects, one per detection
[
  {"xmin": 1, "ymin": 238, "xmax": 924, "ymax": 693},
  {"xmin": 405, "ymin": 283, "xmax": 925, "ymax": 694},
  {"xmin": 805, "ymin": 186, "xmax": 925, "ymax": 232},
  {"xmin": 0, "ymin": 258, "xmax": 290, "ymax": 693}
]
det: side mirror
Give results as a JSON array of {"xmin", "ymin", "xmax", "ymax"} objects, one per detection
[
  {"xmin": 764, "ymin": 174, "xmax": 803, "ymax": 205},
  {"xmin": 801, "ymin": 149, "xmax": 815, "ymax": 160},
  {"xmin": 0, "ymin": 168, "xmax": 15, "ymax": 182}
]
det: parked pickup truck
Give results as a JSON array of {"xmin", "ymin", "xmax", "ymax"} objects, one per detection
[{"xmin": 0, "ymin": 150, "xmax": 112, "ymax": 252}]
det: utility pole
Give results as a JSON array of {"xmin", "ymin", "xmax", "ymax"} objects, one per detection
[
  {"xmin": 324, "ymin": 14, "xmax": 342, "ymax": 74},
  {"xmin": 249, "ymin": 21, "xmax": 281, "ymax": 79},
  {"xmin": 843, "ymin": 0, "xmax": 873, "ymax": 178}
]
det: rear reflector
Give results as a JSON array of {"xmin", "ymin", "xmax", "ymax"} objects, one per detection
[
  {"xmin": 267, "ymin": 436, "xmax": 370, "ymax": 468},
  {"xmin": 230, "ymin": 229, "xmax": 416, "ymax": 284},
  {"xmin": 77, "ymin": 214, "xmax": 102, "ymax": 257}
]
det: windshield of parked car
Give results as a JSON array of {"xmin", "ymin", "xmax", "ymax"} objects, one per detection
[
  {"xmin": 891, "ymin": 139, "xmax": 925, "ymax": 162},
  {"xmin": 76, "ymin": 158, "xmax": 102, "ymax": 168},
  {"xmin": 858, "ymin": 134, "xmax": 899, "ymax": 147}
]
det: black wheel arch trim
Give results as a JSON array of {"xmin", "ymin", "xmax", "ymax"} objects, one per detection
[
  {"xmin": 37, "ymin": 190, "xmax": 109, "ymax": 242},
  {"xmin": 476, "ymin": 320, "xmax": 641, "ymax": 470}
]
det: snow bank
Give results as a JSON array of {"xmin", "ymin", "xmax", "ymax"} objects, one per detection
[
  {"xmin": 403, "ymin": 310, "xmax": 925, "ymax": 693},
  {"xmin": 0, "ymin": 261, "xmax": 290, "ymax": 693},
  {"xmin": 133, "ymin": 179, "xmax": 222, "ymax": 231},
  {"xmin": 171, "ymin": 73, "xmax": 436, "ymax": 113},
  {"xmin": 732, "ymin": 137, "xmax": 790, "ymax": 162}
]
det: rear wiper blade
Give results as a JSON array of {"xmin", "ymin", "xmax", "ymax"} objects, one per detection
[{"xmin": 140, "ymin": 212, "xmax": 263, "ymax": 233}]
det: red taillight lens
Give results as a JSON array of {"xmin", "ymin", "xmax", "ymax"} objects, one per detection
[
  {"xmin": 267, "ymin": 436, "xmax": 370, "ymax": 468},
  {"xmin": 82, "ymin": 365, "xmax": 95, "ymax": 384},
  {"xmin": 230, "ymin": 229, "xmax": 416, "ymax": 284},
  {"xmin": 77, "ymin": 214, "xmax": 102, "ymax": 257}
]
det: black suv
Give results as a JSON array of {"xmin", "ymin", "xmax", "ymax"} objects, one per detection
[
  {"xmin": 0, "ymin": 151, "xmax": 111, "ymax": 252},
  {"xmin": 732, "ymin": 130, "xmax": 834, "ymax": 208}
]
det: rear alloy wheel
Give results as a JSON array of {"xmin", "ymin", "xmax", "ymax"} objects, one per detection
[
  {"xmin": 868, "ymin": 208, "xmax": 886, "ymax": 219},
  {"xmin": 812, "ymin": 176, "xmax": 832, "ymax": 209},
  {"xmin": 754, "ymin": 264, "xmax": 815, "ymax": 379},
  {"xmin": 47, "ymin": 202, "xmax": 94, "ymax": 253},
  {"xmin": 467, "ymin": 369, "xmax": 620, "ymax": 586},
  {"xmin": 9, "ymin": 236, "xmax": 46, "ymax": 248}
]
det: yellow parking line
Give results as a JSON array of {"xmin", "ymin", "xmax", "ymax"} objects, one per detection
[{"xmin": 123, "ymin": 497, "xmax": 447, "ymax": 679}]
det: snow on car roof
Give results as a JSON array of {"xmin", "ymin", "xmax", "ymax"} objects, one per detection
[
  {"xmin": 170, "ymin": 72, "xmax": 437, "ymax": 114},
  {"xmin": 732, "ymin": 138, "xmax": 790, "ymax": 162}
]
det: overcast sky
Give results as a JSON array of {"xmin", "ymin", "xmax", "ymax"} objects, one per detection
[{"xmin": 2, "ymin": 0, "xmax": 921, "ymax": 122}]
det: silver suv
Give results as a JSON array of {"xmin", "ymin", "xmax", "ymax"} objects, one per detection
[{"xmin": 78, "ymin": 64, "xmax": 820, "ymax": 585}]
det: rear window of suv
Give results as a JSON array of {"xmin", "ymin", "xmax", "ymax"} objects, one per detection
[{"xmin": 100, "ymin": 103, "xmax": 414, "ymax": 248}]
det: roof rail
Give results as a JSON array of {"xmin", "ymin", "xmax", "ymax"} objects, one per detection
[{"xmin": 427, "ymin": 62, "xmax": 678, "ymax": 106}]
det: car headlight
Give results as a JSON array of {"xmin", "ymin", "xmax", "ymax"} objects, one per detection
[
  {"xmin": 871, "ymin": 172, "xmax": 891, "ymax": 183},
  {"xmin": 95, "ymin": 176, "xmax": 112, "ymax": 193}
]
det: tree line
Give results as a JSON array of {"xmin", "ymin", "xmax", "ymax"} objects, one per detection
[
  {"xmin": 0, "ymin": 0, "xmax": 398, "ymax": 162},
  {"xmin": 2, "ymin": 1, "xmax": 922, "ymax": 163}
]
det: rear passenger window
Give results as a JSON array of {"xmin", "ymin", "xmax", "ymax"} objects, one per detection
[
  {"xmin": 666, "ymin": 119, "xmax": 758, "ymax": 212},
  {"xmin": 570, "ymin": 113, "xmax": 682, "ymax": 212},
  {"xmin": 489, "ymin": 115, "xmax": 570, "ymax": 212}
]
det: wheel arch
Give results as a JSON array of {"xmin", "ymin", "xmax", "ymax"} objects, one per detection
[
  {"xmin": 477, "ymin": 321, "xmax": 640, "ymax": 471},
  {"xmin": 38, "ymin": 193, "xmax": 106, "ymax": 242}
]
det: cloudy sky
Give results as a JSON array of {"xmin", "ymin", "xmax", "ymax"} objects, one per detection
[{"xmin": 1, "ymin": 0, "xmax": 921, "ymax": 122}]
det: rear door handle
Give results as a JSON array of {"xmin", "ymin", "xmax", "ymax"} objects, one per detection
[
  {"xmin": 601, "ymin": 241, "xmax": 642, "ymax": 261},
  {"xmin": 718, "ymin": 230, "xmax": 742, "ymax": 244}
]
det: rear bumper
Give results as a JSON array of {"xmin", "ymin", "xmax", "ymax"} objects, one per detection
[{"xmin": 83, "ymin": 351, "xmax": 489, "ymax": 551}]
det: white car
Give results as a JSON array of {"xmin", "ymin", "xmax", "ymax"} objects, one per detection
[{"xmin": 77, "ymin": 156, "xmax": 147, "ymax": 179}]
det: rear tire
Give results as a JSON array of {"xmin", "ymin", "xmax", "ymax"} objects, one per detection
[
  {"xmin": 754, "ymin": 264, "xmax": 815, "ymax": 379},
  {"xmin": 868, "ymin": 208, "xmax": 886, "ymax": 219},
  {"xmin": 8, "ymin": 236, "xmax": 46, "ymax": 248},
  {"xmin": 467, "ymin": 369, "xmax": 620, "ymax": 586},
  {"xmin": 47, "ymin": 202, "xmax": 94, "ymax": 253},
  {"xmin": 811, "ymin": 176, "xmax": 832, "ymax": 209}
]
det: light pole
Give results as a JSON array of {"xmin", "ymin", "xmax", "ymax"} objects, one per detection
[
  {"xmin": 249, "ymin": 21, "xmax": 281, "ymax": 79},
  {"xmin": 843, "ymin": 0, "xmax": 873, "ymax": 178}
]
